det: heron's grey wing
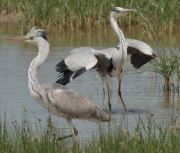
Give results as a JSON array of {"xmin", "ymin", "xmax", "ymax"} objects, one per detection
[
  {"xmin": 55, "ymin": 47, "xmax": 112, "ymax": 85},
  {"xmin": 56, "ymin": 47, "xmax": 97, "ymax": 85},
  {"xmin": 46, "ymin": 83, "xmax": 109, "ymax": 122},
  {"xmin": 124, "ymin": 38, "xmax": 157, "ymax": 69}
]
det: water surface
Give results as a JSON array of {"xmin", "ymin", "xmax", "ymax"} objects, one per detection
[{"xmin": 0, "ymin": 24, "xmax": 180, "ymax": 140}]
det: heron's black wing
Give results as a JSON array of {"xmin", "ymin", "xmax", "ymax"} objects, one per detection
[{"xmin": 124, "ymin": 38, "xmax": 157, "ymax": 69}]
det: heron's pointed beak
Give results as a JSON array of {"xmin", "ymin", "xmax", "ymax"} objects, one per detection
[
  {"xmin": 122, "ymin": 9, "xmax": 137, "ymax": 14},
  {"xmin": 6, "ymin": 36, "xmax": 28, "ymax": 42}
]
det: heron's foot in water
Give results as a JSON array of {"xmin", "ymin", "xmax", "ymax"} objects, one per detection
[{"xmin": 57, "ymin": 126, "xmax": 78, "ymax": 142}]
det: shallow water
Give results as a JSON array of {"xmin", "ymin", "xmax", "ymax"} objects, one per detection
[{"xmin": 0, "ymin": 24, "xmax": 180, "ymax": 140}]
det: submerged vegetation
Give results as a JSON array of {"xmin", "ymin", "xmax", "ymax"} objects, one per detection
[
  {"xmin": 0, "ymin": 0, "xmax": 180, "ymax": 34},
  {"xmin": 1, "ymin": 112, "xmax": 180, "ymax": 153}
]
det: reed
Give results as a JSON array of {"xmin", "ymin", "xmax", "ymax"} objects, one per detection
[
  {"xmin": 150, "ymin": 46, "xmax": 180, "ymax": 92},
  {"xmin": 84, "ymin": 114, "xmax": 180, "ymax": 153},
  {"xmin": 0, "ymin": 0, "xmax": 179, "ymax": 33},
  {"xmin": 1, "ymin": 110, "xmax": 180, "ymax": 153},
  {"xmin": 0, "ymin": 114, "xmax": 70, "ymax": 153}
]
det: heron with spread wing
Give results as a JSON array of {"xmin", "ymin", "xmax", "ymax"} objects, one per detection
[
  {"xmin": 55, "ymin": 7, "xmax": 157, "ymax": 111},
  {"xmin": 7, "ymin": 27, "xmax": 109, "ymax": 143}
]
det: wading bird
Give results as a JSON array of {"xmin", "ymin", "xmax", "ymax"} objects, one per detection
[
  {"xmin": 7, "ymin": 27, "xmax": 109, "ymax": 143},
  {"xmin": 55, "ymin": 7, "xmax": 157, "ymax": 111}
]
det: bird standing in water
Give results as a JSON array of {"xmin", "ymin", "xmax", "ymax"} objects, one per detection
[
  {"xmin": 7, "ymin": 27, "xmax": 109, "ymax": 143},
  {"xmin": 56, "ymin": 7, "xmax": 156, "ymax": 111}
]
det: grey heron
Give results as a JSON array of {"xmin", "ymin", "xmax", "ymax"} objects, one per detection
[
  {"xmin": 7, "ymin": 27, "xmax": 109, "ymax": 142},
  {"xmin": 55, "ymin": 7, "xmax": 157, "ymax": 111}
]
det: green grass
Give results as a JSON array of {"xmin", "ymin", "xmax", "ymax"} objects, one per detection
[
  {"xmin": 0, "ymin": 114, "xmax": 70, "ymax": 153},
  {"xmin": 0, "ymin": 0, "xmax": 180, "ymax": 34},
  {"xmin": 1, "ymin": 111, "xmax": 180, "ymax": 153},
  {"xmin": 151, "ymin": 46, "xmax": 180, "ymax": 92}
]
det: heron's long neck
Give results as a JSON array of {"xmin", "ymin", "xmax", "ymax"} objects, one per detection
[
  {"xmin": 110, "ymin": 16, "xmax": 126, "ymax": 51},
  {"xmin": 28, "ymin": 41, "xmax": 49, "ymax": 96}
]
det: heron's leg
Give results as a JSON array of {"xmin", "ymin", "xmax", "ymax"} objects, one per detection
[
  {"xmin": 101, "ymin": 76, "xmax": 105, "ymax": 104},
  {"xmin": 57, "ymin": 118, "xmax": 78, "ymax": 143},
  {"xmin": 117, "ymin": 72, "xmax": 127, "ymax": 111},
  {"xmin": 65, "ymin": 118, "xmax": 78, "ymax": 143},
  {"xmin": 101, "ymin": 76, "xmax": 105, "ymax": 95},
  {"xmin": 105, "ymin": 74, "xmax": 112, "ymax": 111},
  {"xmin": 107, "ymin": 111, "xmax": 112, "ymax": 136},
  {"xmin": 57, "ymin": 118, "xmax": 78, "ymax": 142},
  {"xmin": 57, "ymin": 126, "xmax": 78, "ymax": 139}
]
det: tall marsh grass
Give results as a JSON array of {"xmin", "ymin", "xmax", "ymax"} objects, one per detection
[
  {"xmin": 151, "ymin": 46, "xmax": 180, "ymax": 92},
  {"xmin": 0, "ymin": 114, "xmax": 70, "ymax": 153},
  {"xmin": 1, "ymin": 111, "xmax": 180, "ymax": 153},
  {"xmin": 0, "ymin": 0, "xmax": 180, "ymax": 33}
]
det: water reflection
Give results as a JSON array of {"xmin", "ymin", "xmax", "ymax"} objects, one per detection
[{"xmin": 0, "ymin": 24, "xmax": 180, "ymax": 140}]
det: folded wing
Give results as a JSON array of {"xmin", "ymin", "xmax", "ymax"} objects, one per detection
[{"xmin": 46, "ymin": 85, "xmax": 109, "ymax": 122}]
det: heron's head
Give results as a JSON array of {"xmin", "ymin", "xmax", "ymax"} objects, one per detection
[
  {"xmin": 111, "ymin": 7, "xmax": 136, "ymax": 19},
  {"xmin": 7, "ymin": 27, "xmax": 48, "ymax": 46}
]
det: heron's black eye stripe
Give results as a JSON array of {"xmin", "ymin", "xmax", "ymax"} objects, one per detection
[
  {"xmin": 41, "ymin": 35, "xmax": 48, "ymax": 42},
  {"xmin": 112, "ymin": 8, "xmax": 121, "ymax": 13},
  {"xmin": 112, "ymin": 8, "xmax": 116, "ymax": 12}
]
